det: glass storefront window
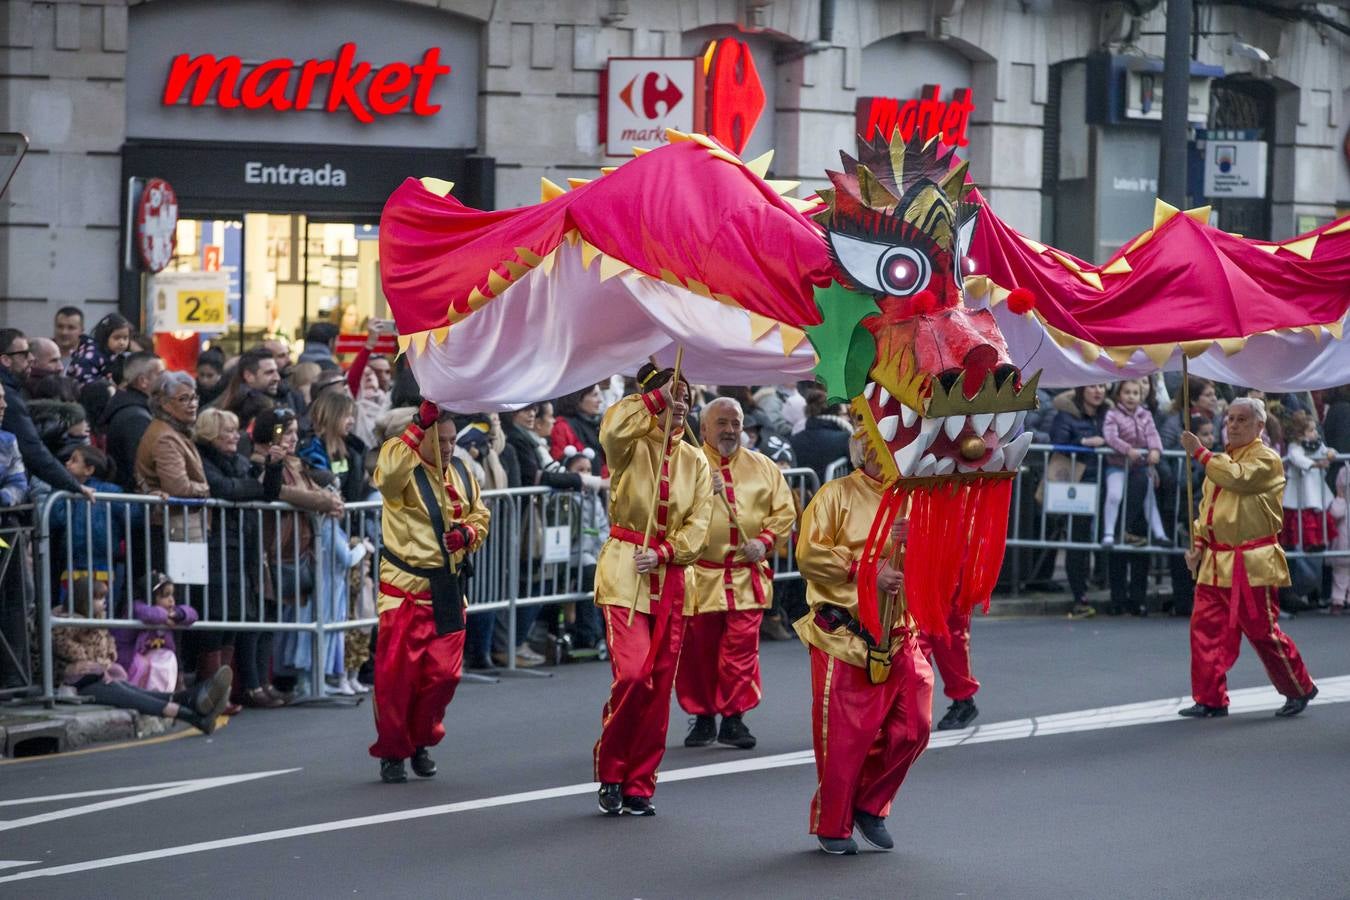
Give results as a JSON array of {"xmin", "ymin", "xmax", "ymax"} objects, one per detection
[{"xmin": 161, "ymin": 214, "xmax": 387, "ymax": 356}]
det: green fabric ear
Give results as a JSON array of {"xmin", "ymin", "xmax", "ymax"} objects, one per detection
[{"xmin": 804, "ymin": 282, "xmax": 878, "ymax": 405}]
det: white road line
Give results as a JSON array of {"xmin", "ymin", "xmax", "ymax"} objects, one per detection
[
  {"xmin": 0, "ymin": 770, "xmax": 299, "ymax": 833},
  {"xmin": 1, "ymin": 677, "xmax": 1345, "ymax": 884},
  {"xmin": 0, "ymin": 779, "xmax": 198, "ymax": 808}
]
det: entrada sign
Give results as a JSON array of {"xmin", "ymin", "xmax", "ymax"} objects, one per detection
[
  {"xmin": 162, "ymin": 42, "xmax": 451, "ymax": 124},
  {"xmin": 856, "ymin": 85, "xmax": 976, "ymax": 148}
]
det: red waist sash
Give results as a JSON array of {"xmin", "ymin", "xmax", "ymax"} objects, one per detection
[
  {"xmin": 1198, "ymin": 534, "xmax": 1278, "ymax": 627},
  {"xmin": 607, "ymin": 524, "xmax": 685, "ymax": 677},
  {"xmin": 695, "ymin": 556, "xmax": 769, "ymax": 609}
]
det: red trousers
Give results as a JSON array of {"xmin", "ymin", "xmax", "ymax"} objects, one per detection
[
  {"xmin": 1190, "ymin": 583, "xmax": 1315, "ymax": 708},
  {"xmin": 808, "ymin": 640, "xmax": 934, "ymax": 839},
  {"xmin": 675, "ymin": 609, "xmax": 763, "ymax": 717},
  {"xmin": 369, "ymin": 601, "xmax": 465, "ymax": 760},
  {"xmin": 918, "ymin": 607, "xmax": 980, "ymax": 702},
  {"xmin": 594, "ymin": 602, "xmax": 686, "ymax": 798}
]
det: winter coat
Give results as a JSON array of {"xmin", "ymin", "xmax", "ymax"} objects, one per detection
[
  {"xmin": 135, "ymin": 417, "xmax": 210, "ymax": 540},
  {"xmin": 0, "ymin": 430, "xmax": 29, "ymax": 507},
  {"xmin": 1330, "ymin": 468, "xmax": 1349, "ymax": 555},
  {"xmin": 1103, "ymin": 404, "xmax": 1163, "ymax": 467},
  {"xmin": 198, "ymin": 441, "xmax": 283, "ymax": 552},
  {"xmin": 550, "ymin": 413, "xmax": 605, "ymax": 473},
  {"xmin": 1282, "ymin": 440, "xmax": 1335, "ymax": 510},
  {"xmin": 50, "ymin": 612, "xmax": 121, "ymax": 684},
  {"xmin": 0, "ymin": 366, "xmax": 83, "ymax": 496},
  {"xmin": 789, "ymin": 416, "xmax": 852, "ymax": 483},
  {"xmin": 506, "ymin": 421, "xmax": 582, "ymax": 491},
  {"xmin": 50, "ymin": 477, "xmax": 141, "ymax": 574},
  {"xmin": 66, "ymin": 334, "xmax": 120, "ymax": 386},
  {"xmin": 99, "ymin": 388, "xmax": 154, "ymax": 491},
  {"xmin": 298, "ymin": 433, "xmax": 370, "ymax": 502},
  {"xmin": 113, "ymin": 601, "xmax": 198, "ymax": 670}
]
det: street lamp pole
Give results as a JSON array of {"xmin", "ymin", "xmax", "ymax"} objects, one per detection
[{"xmin": 1158, "ymin": 0, "xmax": 1193, "ymax": 208}]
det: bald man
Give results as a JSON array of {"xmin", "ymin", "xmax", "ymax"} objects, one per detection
[{"xmin": 27, "ymin": 337, "xmax": 64, "ymax": 381}]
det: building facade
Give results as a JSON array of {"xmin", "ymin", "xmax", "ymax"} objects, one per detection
[{"xmin": 2, "ymin": 0, "xmax": 1347, "ymax": 341}]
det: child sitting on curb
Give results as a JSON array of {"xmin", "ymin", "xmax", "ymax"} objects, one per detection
[{"xmin": 113, "ymin": 572, "xmax": 198, "ymax": 693}]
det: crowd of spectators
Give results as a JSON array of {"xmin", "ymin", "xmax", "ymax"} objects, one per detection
[{"xmin": 2, "ymin": 305, "xmax": 1347, "ymax": 728}]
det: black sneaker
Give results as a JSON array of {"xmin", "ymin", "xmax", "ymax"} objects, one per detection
[
  {"xmin": 1177, "ymin": 703, "xmax": 1228, "ymax": 718},
  {"xmin": 411, "ymin": 747, "xmax": 437, "ymax": 777},
  {"xmin": 684, "ymin": 715, "xmax": 716, "ymax": 747},
  {"xmin": 621, "ymin": 795, "xmax": 656, "ymax": 816},
  {"xmin": 717, "ymin": 714, "xmax": 757, "ymax": 749},
  {"xmin": 1275, "ymin": 686, "xmax": 1317, "ymax": 718},
  {"xmin": 380, "ymin": 758, "xmax": 408, "ymax": 783},
  {"xmin": 1068, "ymin": 603, "xmax": 1097, "ymax": 619},
  {"xmin": 597, "ymin": 782, "xmax": 623, "ymax": 815},
  {"xmin": 817, "ymin": 836, "xmax": 858, "ymax": 855},
  {"xmin": 936, "ymin": 698, "xmax": 979, "ymax": 731},
  {"xmin": 853, "ymin": 810, "xmax": 894, "ymax": 850}
]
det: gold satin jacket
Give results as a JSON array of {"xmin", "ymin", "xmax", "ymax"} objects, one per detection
[
  {"xmin": 594, "ymin": 392, "xmax": 713, "ymax": 615},
  {"xmin": 374, "ymin": 424, "xmax": 490, "ymax": 614},
  {"xmin": 686, "ymin": 444, "xmax": 797, "ymax": 615},
  {"xmin": 1193, "ymin": 438, "xmax": 1290, "ymax": 589},
  {"xmin": 793, "ymin": 470, "xmax": 912, "ymax": 670}
]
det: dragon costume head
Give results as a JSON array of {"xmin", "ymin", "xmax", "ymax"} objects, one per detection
[
  {"xmin": 804, "ymin": 133, "xmax": 1043, "ymax": 663},
  {"xmin": 808, "ymin": 133, "xmax": 1039, "ymax": 484}
]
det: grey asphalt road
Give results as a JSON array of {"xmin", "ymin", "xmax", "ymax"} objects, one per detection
[{"xmin": 2, "ymin": 615, "xmax": 1348, "ymax": 899}]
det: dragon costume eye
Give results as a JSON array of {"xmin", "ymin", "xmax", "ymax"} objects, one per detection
[{"xmin": 828, "ymin": 234, "xmax": 932, "ymax": 297}]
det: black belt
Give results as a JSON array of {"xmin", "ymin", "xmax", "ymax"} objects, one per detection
[{"xmin": 382, "ymin": 548, "xmax": 465, "ymax": 635}]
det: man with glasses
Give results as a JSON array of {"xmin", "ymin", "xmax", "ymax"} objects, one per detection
[{"xmin": 0, "ymin": 329, "xmax": 90, "ymax": 501}]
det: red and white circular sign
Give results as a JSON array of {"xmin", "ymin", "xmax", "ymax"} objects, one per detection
[{"xmin": 137, "ymin": 178, "xmax": 178, "ymax": 273}]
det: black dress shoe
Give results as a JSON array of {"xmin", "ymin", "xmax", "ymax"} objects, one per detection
[
  {"xmin": 597, "ymin": 782, "xmax": 623, "ymax": 815},
  {"xmin": 717, "ymin": 714, "xmax": 757, "ymax": 749},
  {"xmin": 684, "ymin": 715, "xmax": 716, "ymax": 747},
  {"xmin": 817, "ymin": 836, "xmax": 858, "ymax": 855},
  {"xmin": 1178, "ymin": 703, "xmax": 1228, "ymax": 718},
  {"xmin": 853, "ymin": 810, "xmax": 894, "ymax": 850},
  {"xmin": 1275, "ymin": 686, "xmax": 1318, "ymax": 718},
  {"xmin": 411, "ymin": 747, "xmax": 437, "ymax": 777},
  {"xmin": 936, "ymin": 698, "xmax": 979, "ymax": 731},
  {"xmin": 380, "ymin": 758, "xmax": 408, "ymax": 783},
  {"xmin": 621, "ymin": 795, "xmax": 656, "ymax": 816}
]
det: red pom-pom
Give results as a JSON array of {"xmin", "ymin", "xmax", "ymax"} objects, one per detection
[
  {"xmin": 909, "ymin": 289, "xmax": 939, "ymax": 316},
  {"xmin": 1006, "ymin": 287, "xmax": 1036, "ymax": 315}
]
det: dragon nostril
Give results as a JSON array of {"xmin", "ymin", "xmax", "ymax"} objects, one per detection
[{"xmin": 994, "ymin": 364, "xmax": 1019, "ymax": 390}]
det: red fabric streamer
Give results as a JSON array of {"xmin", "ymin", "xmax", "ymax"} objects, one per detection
[
  {"xmin": 955, "ymin": 478, "xmax": 1014, "ymax": 614},
  {"xmin": 856, "ymin": 485, "xmax": 905, "ymax": 645}
]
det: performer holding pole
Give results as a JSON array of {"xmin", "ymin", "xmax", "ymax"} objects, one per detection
[
  {"xmin": 677, "ymin": 397, "xmax": 795, "ymax": 751},
  {"xmin": 370, "ymin": 400, "xmax": 489, "ymax": 783},
  {"xmin": 593, "ymin": 362, "xmax": 712, "ymax": 817},
  {"xmin": 1179, "ymin": 398, "xmax": 1318, "ymax": 719},
  {"xmin": 794, "ymin": 433, "xmax": 934, "ymax": 855}
]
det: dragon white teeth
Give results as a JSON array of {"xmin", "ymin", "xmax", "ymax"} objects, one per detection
[
  {"xmin": 1002, "ymin": 431, "xmax": 1033, "ymax": 472},
  {"xmin": 994, "ymin": 411, "xmax": 1018, "ymax": 439},
  {"xmin": 915, "ymin": 453, "xmax": 937, "ymax": 477},
  {"xmin": 878, "ymin": 387, "xmax": 892, "ymax": 408},
  {"xmin": 1013, "ymin": 410, "xmax": 1027, "ymax": 434},
  {"xmin": 877, "ymin": 415, "xmax": 899, "ymax": 441},
  {"xmin": 943, "ymin": 415, "xmax": 966, "ymax": 441},
  {"xmin": 893, "ymin": 440, "xmax": 924, "ymax": 477},
  {"xmin": 971, "ymin": 413, "xmax": 994, "ymax": 435},
  {"xmin": 900, "ymin": 404, "xmax": 918, "ymax": 429},
  {"xmin": 933, "ymin": 457, "xmax": 956, "ymax": 476},
  {"xmin": 957, "ymin": 463, "xmax": 980, "ymax": 474},
  {"xmin": 917, "ymin": 417, "xmax": 942, "ymax": 452},
  {"xmin": 981, "ymin": 446, "xmax": 1005, "ymax": 472},
  {"xmin": 863, "ymin": 382, "xmax": 876, "ymax": 401}
]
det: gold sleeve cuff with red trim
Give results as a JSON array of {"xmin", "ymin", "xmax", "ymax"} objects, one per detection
[
  {"xmin": 642, "ymin": 389, "xmax": 667, "ymax": 416},
  {"xmin": 1195, "ymin": 447, "xmax": 1214, "ymax": 466},
  {"xmin": 656, "ymin": 540, "xmax": 674, "ymax": 563},
  {"xmin": 756, "ymin": 530, "xmax": 776, "ymax": 553},
  {"xmin": 401, "ymin": 423, "xmax": 425, "ymax": 450}
]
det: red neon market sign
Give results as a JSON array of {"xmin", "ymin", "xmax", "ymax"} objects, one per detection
[
  {"xmin": 856, "ymin": 85, "xmax": 976, "ymax": 147},
  {"xmin": 162, "ymin": 42, "xmax": 452, "ymax": 124}
]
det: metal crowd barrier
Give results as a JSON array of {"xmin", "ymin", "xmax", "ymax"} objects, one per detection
[
  {"xmin": 33, "ymin": 468, "xmax": 826, "ymax": 696},
  {"xmin": 0, "ymin": 508, "xmax": 36, "ymax": 700}
]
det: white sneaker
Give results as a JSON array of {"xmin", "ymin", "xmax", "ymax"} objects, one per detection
[
  {"xmin": 347, "ymin": 674, "xmax": 370, "ymax": 694},
  {"xmin": 516, "ymin": 643, "xmax": 545, "ymax": 663},
  {"xmin": 329, "ymin": 677, "xmax": 355, "ymax": 697},
  {"xmin": 1101, "ymin": 534, "xmax": 1115, "ymax": 546}
]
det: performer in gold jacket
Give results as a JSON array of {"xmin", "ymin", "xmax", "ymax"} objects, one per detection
[
  {"xmin": 794, "ymin": 435, "xmax": 933, "ymax": 855},
  {"xmin": 1180, "ymin": 397, "xmax": 1317, "ymax": 718},
  {"xmin": 676, "ymin": 397, "xmax": 796, "ymax": 751},
  {"xmin": 369, "ymin": 400, "xmax": 490, "ymax": 783},
  {"xmin": 593, "ymin": 364, "xmax": 712, "ymax": 817}
]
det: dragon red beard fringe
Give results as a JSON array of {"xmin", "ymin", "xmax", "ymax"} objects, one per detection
[{"xmin": 856, "ymin": 476, "xmax": 1015, "ymax": 643}]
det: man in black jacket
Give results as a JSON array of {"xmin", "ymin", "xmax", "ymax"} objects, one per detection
[
  {"xmin": 98, "ymin": 352, "xmax": 164, "ymax": 491},
  {"xmin": 0, "ymin": 329, "xmax": 91, "ymax": 501}
]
